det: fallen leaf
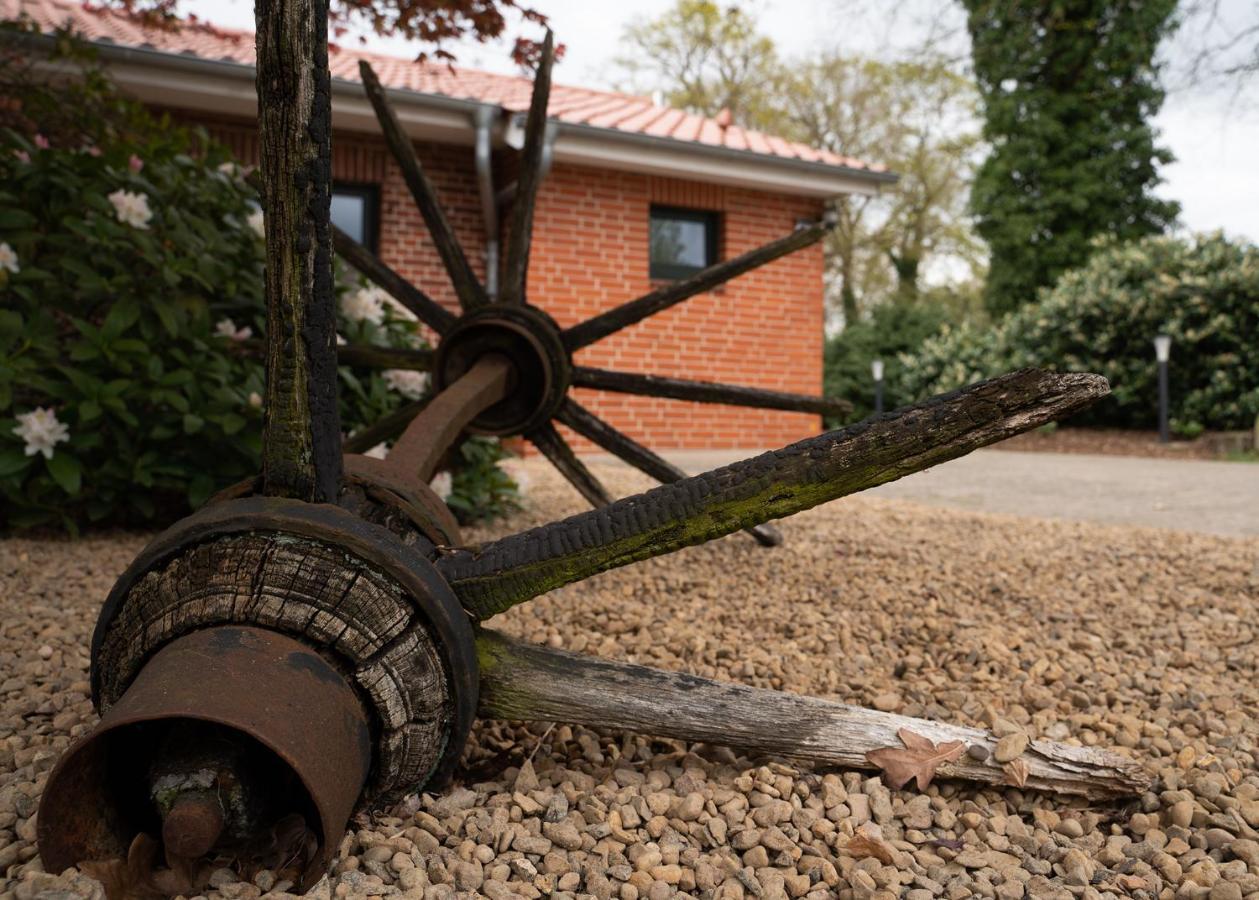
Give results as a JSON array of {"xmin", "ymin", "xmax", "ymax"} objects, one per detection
[
  {"xmin": 844, "ymin": 834, "xmax": 895, "ymax": 865},
  {"xmin": 865, "ymin": 728, "xmax": 965, "ymax": 791},
  {"xmin": 1003, "ymin": 759, "xmax": 1030, "ymax": 788},
  {"xmin": 80, "ymin": 833, "xmax": 164, "ymax": 900}
]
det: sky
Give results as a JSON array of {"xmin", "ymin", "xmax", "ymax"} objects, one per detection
[{"xmin": 183, "ymin": 0, "xmax": 1259, "ymax": 244}]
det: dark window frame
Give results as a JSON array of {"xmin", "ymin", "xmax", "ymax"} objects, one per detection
[
  {"xmin": 649, "ymin": 205, "xmax": 720, "ymax": 280},
  {"xmin": 331, "ymin": 181, "xmax": 381, "ymax": 253}
]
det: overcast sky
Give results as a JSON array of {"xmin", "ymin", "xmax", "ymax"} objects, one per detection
[{"xmin": 185, "ymin": 0, "xmax": 1259, "ymax": 244}]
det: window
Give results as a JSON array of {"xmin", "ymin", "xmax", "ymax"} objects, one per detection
[
  {"xmin": 331, "ymin": 183, "xmax": 380, "ymax": 252},
  {"xmin": 649, "ymin": 205, "xmax": 719, "ymax": 280}
]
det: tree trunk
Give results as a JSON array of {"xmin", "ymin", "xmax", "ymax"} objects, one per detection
[{"xmin": 256, "ymin": 0, "xmax": 342, "ymax": 502}]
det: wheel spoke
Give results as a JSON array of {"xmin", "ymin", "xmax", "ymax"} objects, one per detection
[
  {"xmin": 343, "ymin": 399, "xmax": 429, "ymax": 454},
  {"xmin": 500, "ymin": 30, "xmax": 555, "ymax": 306},
  {"xmin": 562, "ymin": 220, "xmax": 832, "ymax": 351},
  {"xmin": 527, "ymin": 420, "xmax": 614, "ymax": 508},
  {"xmin": 556, "ymin": 399, "xmax": 781, "ymax": 546},
  {"xmin": 358, "ymin": 60, "xmax": 488, "ymax": 313},
  {"xmin": 334, "ymin": 226, "xmax": 457, "ymax": 334},
  {"xmin": 435, "ymin": 370, "xmax": 1110, "ymax": 619},
  {"xmin": 337, "ymin": 344, "xmax": 434, "ymax": 370},
  {"xmin": 571, "ymin": 366, "xmax": 851, "ymax": 417},
  {"xmin": 386, "ymin": 355, "xmax": 514, "ymax": 483}
]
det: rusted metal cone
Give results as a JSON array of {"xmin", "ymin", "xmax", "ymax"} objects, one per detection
[{"xmin": 38, "ymin": 627, "xmax": 371, "ymax": 891}]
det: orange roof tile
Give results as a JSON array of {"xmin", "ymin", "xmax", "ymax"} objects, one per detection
[{"xmin": 4, "ymin": 0, "xmax": 888, "ymax": 176}]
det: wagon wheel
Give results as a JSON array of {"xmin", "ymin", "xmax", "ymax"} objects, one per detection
[
  {"xmin": 333, "ymin": 34, "xmax": 854, "ymax": 547},
  {"xmin": 36, "ymin": 13, "xmax": 1146, "ymax": 894}
]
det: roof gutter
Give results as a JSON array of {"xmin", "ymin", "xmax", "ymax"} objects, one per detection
[{"xmin": 83, "ymin": 39, "xmax": 894, "ymax": 198}]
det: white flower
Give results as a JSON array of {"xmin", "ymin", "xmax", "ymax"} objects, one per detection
[
  {"xmin": 107, "ymin": 189, "xmax": 153, "ymax": 229},
  {"xmin": 217, "ymin": 161, "xmax": 241, "ymax": 179},
  {"xmin": 13, "ymin": 407, "xmax": 70, "ymax": 460},
  {"xmin": 365, "ymin": 442, "xmax": 389, "ymax": 460},
  {"xmin": 383, "ymin": 369, "xmax": 430, "ymax": 400},
  {"xmin": 215, "ymin": 318, "xmax": 253, "ymax": 342},
  {"xmin": 246, "ymin": 209, "xmax": 265, "ymax": 238},
  {"xmin": 340, "ymin": 286, "xmax": 386, "ymax": 325},
  {"xmin": 336, "ymin": 333, "xmax": 347, "ymax": 346},
  {"xmin": 248, "ymin": 391, "xmax": 263, "ymax": 409},
  {"xmin": 381, "ymin": 293, "xmax": 416, "ymax": 321},
  {"xmin": 429, "ymin": 470, "xmax": 453, "ymax": 500},
  {"xmin": 0, "ymin": 242, "xmax": 18, "ymax": 275}
]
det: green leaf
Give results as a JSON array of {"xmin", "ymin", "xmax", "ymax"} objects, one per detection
[
  {"xmin": 0, "ymin": 448, "xmax": 33, "ymax": 477},
  {"xmin": 45, "ymin": 452, "xmax": 82, "ymax": 495},
  {"xmin": 183, "ymin": 413, "xmax": 204, "ymax": 434}
]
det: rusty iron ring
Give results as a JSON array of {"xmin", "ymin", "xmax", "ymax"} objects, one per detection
[
  {"xmin": 89, "ymin": 496, "xmax": 478, "ymax": 794},
  {"xmin": 432, "ymin": 303, "xmax": 570, "ymax": 437}
]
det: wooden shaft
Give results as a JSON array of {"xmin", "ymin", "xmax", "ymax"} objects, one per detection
[
  {"xmin": 334, "ymin": 226, "xmax": 457, "ymax": 334},
  {"xmin": 387, "ymin": 355, "xmax": 513, "ymax": 483},
  {"xmin": 571, "ymin": 366, "xmax": 852, "ymax": 417},
  {"xmin": 337, "ymin": 343, "xmax": 434, "ymax": 371},
  {"xmin": 436, "ymin": 369, "xmax": 1110, "ymax": 618},
  {"xmin": 358, "ymin": 61, "xmax": 488, "ymax": 313},
  {"xmin": 562, "ymin": 221, "xmax": 832, "ymax": 351},
  {"xmin": 342, "ymin": 399, "xmax": 429, "ymax": 454},
  {"xmin": 500, "ymin": 31, "xmax": 555, "ymax": 305},
  {"xmin": 527, "ymin": 420, "xmax": 614, "ymax": 508},
  {"xmin": 256, "ymin": 0, "xmax": 342, "ymax": 503},
  {"xmin": 476, "ymin": 629, "xmax": 1150, "ymax": 799},
  {"xmin": 556, "ymin": 398, "xmax": 781, "ymax": 547}
]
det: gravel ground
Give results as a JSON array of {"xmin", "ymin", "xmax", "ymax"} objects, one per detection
[{"xmin": 3, "ymin": 459, "xmax": 1259, "ymax": 900}]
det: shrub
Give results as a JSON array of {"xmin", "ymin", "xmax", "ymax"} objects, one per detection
[
  {"xmin": 896, "ymin": 233, "xmax": 1259, "ymax": 434},
  {"xmin": 824, "ymin": 294, "xmax": 967, "ymax": 424},
  {"xmin": 0, "ymin": 29, "xmax": 516, "ymax": 530}
]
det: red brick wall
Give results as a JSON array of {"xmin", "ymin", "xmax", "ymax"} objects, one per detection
[{"xmin": 189, "ymin": 115, "xmax": 827, "ymax": 453}]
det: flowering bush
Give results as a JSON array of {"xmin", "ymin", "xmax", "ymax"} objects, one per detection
[
  {"xmin": 0, "ymin": 30, "xmax": 517, "ymax": 530},
  {"xmin": 896, "ymin": 233, "xmax": 1259, "ymax": 435}
]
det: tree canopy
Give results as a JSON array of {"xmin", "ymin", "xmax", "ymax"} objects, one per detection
[{"xmin": 963, "ymin": 0, "xmax": 1181, "ymax": 316}]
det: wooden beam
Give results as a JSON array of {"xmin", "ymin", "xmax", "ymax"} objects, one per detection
[
  {"xmin": 527, "ymin": 420, "xmax": 614, "ymax": 508},
  {"xmin": 562, "ymin": 221, "xmax": 832, "ymax": 351},
  {"xmin": 336, "ymin": 344, "xmax": 434, "ymax": 371},
  {"xmin": 571, "ymin": 366, "xmax": 852, "ymax": 417},
  {"xmin": 437, "ymin": 370, "xmax": 1109, "ymax": 618},
  {"xmin": 255, "ymin": 0, "xmax": 341, "ymax": 502},
  {"xmin": 476, "ymin": 629, "xmax": 1150, "ymax": 800},
  {"xmin": 334, "ymin": 226, "xmax": 458, "ymax": 334}
]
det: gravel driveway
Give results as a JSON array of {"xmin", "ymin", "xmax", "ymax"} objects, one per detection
[{"xmin": 3, "ymin": 459, "xmax": 1259, "ymax": 900}]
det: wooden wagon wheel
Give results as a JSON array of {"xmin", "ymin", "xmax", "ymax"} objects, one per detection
[{"xmin": 35, "ymin": 2, "xmax": 1148, "ymax": 893}]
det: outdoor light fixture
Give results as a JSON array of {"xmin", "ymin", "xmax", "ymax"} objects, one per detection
[
  {"xmin": 1154, "ymin": 334, "xmax": 1171, "ymax": 443},
  {"xmin": 872, "ymin": 358, "xmax": 885, "ymax": 415}
]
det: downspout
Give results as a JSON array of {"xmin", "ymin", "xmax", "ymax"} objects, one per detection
[
  {"xmin": 474, "ymin": 105, "xmax": 500, "ymax": 300},
  {"xmin": 495, "ymin": 117, "xmax": 559, "ymax": 207}
]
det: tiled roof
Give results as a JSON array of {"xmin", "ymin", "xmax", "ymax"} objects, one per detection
[{"xmin": 4, "ymin": 0, "xmax": 887, "ymax": 176}]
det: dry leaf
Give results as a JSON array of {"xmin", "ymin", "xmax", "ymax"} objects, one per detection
[
  {"xmin": 865, "ymin": 728, "xmax": 965, "ymax": 791},
  {"xmin": 1003, "ymin": 759, "xmax": 1030, "ymax": 788},
  {"xmin": 80, "ymin": 833, "xmax": 164, "ymax": 900},
  {"xmin": 844, "ymin": 834, "xmax": 895, "ymax": 865}
]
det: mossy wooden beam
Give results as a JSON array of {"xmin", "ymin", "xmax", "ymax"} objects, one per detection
[
  {"xmin": 475, "ymin": 629, "xmax": 1150, "ymax": 799},
  {"xmin": 437, "ymin": 369, "xmax": 1109, "ymax": 618},
  {"xmin": 256, "ymin": 0, "xmax": 342, "ymax": 502}
]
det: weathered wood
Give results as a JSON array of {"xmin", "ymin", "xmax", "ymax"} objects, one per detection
[
  {"xmin": 527, "ymin": 420, "xmax": 614, "ymax": 508},
  {"xmin": 337, "ymin": 343, "xmax": 434, "ymax": 371},
  {"xmin": 556, "ymin": 398, "xmax": 781, "ymax": 547},
  {"xmin": 500, "ymin": 30, "xmax": 555, "ymax": 305},
  {"xmin": 255, "ymin": 0, "xmax": 342, "ymax": 502},
  {"xmin": 476, "ymin": 629, "xmax": 1150, "ymax": 799},
  {"xmin": 358, "ymin": 60, "xmax": 488, "ymax": 313},
  {"xmin": 571, "ymin": 366, "xmax": 852, "ymax": 417},
  {"xmin": 342, "ymin": 399, "xmax": 429, "ymax": 454},
  {"xmin": 387, "ymin": 355, "xmax": 513, "ymax": 483},
  {"xmin": 563, "ymin": 220, "xmax": 832, "ymax": 351},
  {"xmin": 334, "ymin": 226, "xmax": 458, "ymax": 333},
  {"xmin": 437, "ymin": 369, "xmax": 1110, "ymax": 618}
]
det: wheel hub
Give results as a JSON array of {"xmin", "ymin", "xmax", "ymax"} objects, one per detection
[{"xmin": 432, "ymin": 303, "xmax": 570, "ymax": 437}]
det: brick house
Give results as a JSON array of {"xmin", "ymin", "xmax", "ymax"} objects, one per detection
[{"xmin": 9, "ymin": 0, "xmax": 893, "ymax": 452}]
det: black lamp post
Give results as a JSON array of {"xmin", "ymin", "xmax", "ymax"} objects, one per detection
[
  {"xmin": 872, "ymin": 359, "xmax": 885, "ymax": 416},
  {"xmin": 1154, "ymin": 334, "xmax": 1171, "ymax": 443}
]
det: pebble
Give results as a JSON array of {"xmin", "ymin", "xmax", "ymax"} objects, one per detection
[{"xmin": 4, "ymin": 462, "xmax": 1259, "ymax": 900}]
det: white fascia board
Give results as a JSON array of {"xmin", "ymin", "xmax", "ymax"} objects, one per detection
[{"xmin": 92, "ymin": 43, "xmax": 893, "ymax": 197}]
